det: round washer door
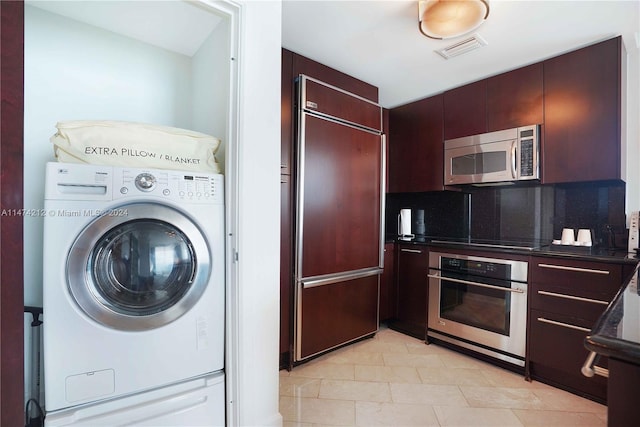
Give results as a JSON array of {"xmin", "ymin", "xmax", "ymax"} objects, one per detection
[{"xmin": 67, "ymin": 203, "xmax": 211, "ymax": 331}]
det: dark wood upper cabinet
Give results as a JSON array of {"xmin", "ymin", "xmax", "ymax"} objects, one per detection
[
  {"xmin": 486, "ymin": 63, "xmax": 543, "ymax": 131},
  {"xmin": 443, "ymin": 64, "xmax": 543, "ymax": 140},
  {"xmin": 281, "ymin": 49, "xmax": 294, "ymax": 175},
  {"xmin": 303, "ymin": 78, "xmax": 381, "ymax": 131},
  {"xmin": 443, "ymin": 80, "xmax": 486, "ymax": 140},
  {"xmin": 542, "ymin": 36, "xmax": 623, "ymax": 184},
  {"xmin": 383, "ymin": 108, "xmax": 389, "ymax": 191},
  {"xmin": 291, "ymin": 51, "xmax": 378, "ymax": 102},
  {"xmin": 389, "ymin": 94, "xmax": 444, "ymax": 192}
]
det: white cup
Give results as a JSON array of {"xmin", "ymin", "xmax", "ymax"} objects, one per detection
[
  {"xmin": 561, "ymin": 228, "xmax": 575, "ymax": 245},
  {"xmin": 577, "ymin": 229, "xmax": 592, "ymax": 246}
]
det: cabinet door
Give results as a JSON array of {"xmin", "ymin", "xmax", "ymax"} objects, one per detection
[
  {"xmin": 298, "ymin": 274, "xmax": 379, "ymax": 360},
  {"xmin": 280, "ymin": 174, "xmax": 292, "ymax": 364},
  {"xmin": 292, "ymin": 52, "xmax": 378, "ymax": 102},
  {"xmin": 379, "ymin": 243, "xmax": 395, "ymax": 322},
  {"xmin": 608, "ymin": 358, "xmax": 640, "ymax": 426},
  {"xmin": 281, "ymin": 49, "xmax": 294, "ymax": 175},
  {"xmin": 529, "ymin": 309, "xmax": 608, "ymax": 401},
  {"xmin": 543, "ymin": 37, "xmax": 622, "ymax": 184},
  {"xmin": 383, "ymin": 108, "xmax": 389, "ymax": 192},
  {"xmin": 528, "ymin": 257, "xmax": 623, "ymax": 402},
  {"xmin": 443, "ymin": 80, "xmax": 486, "ymax": 140},
  {"xmin": 299, "ymin": 115, "xmax": 382, "ymax": 277},
  {"xmin": 389, "ymin": 94, "xmax": 444, "ymax": 192},
  {"xmin": 391, "ymin": 245, "xmax": 429, "ymax": 339},
  {"xmin": 1, "ymin": 2, "xmax": 25, "ymax": 425},
  {"xmin": 487, "ymin": 63, "xmax": 543, "ymax": 132},
  {"xmin": 303, "ymin": 78, "xmax": 382, "ymax": 131}
]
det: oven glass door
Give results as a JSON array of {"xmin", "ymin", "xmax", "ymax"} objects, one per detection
[
  {"xmin": 445, "ymin": 140, "xmax": 515, "ymax": 184},
  {"xmin": 439, "ymin": 272, "xmax": 512, "ymax": 336},
  {"xmin": 428, "ymin": 252, "xmax": 528, "ymax": 360}
]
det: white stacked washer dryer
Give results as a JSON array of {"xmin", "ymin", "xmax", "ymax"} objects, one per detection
[{"xmin": 42, "ymin": 162, "xmax": 225, "ymax": 426}]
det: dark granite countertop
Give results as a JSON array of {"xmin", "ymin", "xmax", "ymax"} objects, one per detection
[
  {"xmin": 585, "ymin": 263, "xmax": 640, "ymax": 365},
  {"xmin": 386, "ymin": 234, "xmax": 640, "ymax": 364},
  {"xmin": 386, "ymin": 235, "xmax": 638, "ymax": 265}
]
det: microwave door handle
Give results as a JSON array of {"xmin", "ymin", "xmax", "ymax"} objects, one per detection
[{"xmin": 510, "ymin": 140, "xmax": 517, "ymax": 179}]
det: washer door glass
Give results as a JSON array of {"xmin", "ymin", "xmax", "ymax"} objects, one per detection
[
  {"xmin": 67, "ymin": 203, "xmax": 211, "ymax": 331},
  {"xmin": 90, "ymin": 220, "xmax": 196, "ymax": 316}
]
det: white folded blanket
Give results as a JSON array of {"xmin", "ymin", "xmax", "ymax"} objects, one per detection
[{"xmin": 51, "ymin": 120, "xmax": 221, "ymax": 173}]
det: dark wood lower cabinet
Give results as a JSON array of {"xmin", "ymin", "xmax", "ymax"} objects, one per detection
[
  {"xmin": 280, "ymin": 174, "xmax": 292, "ymax": 368},
  {"xmin": 528, "ymin": 258, "xmax": 624, "ymax": 403},
  {"xmin": 528, "ymin": 309, "xmax": 608, "ymax": 401},
  {"xmin": 298, "ymin": 274, "xmax": 379, "ymax": 360},
  {"xmin": 379, "ymin": 243, "xmax": 395, "ymax": 323},
  {"xmin": 389, "ymin": 245, "xmax": 429, "ymax": 339},
  {"xmin": 607, "ymin": 357, "xmax": 640, "ymax": 427}
]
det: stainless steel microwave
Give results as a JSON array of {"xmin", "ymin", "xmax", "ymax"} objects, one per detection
[{"xmin": 444, "ymin": 125, "xmax": 540, "ymax": 185}]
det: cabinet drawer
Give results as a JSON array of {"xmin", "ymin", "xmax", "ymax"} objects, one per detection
[
  {"xmin": 530, "ymin": 258, "xmax": 621, "ymax": 297},
  {"xmin": 529, "ymin": 287, "xmax": 610, "ymax": 322},
  {"xmin": 528, "ymin": 309, "xmax": 608, "ymax": 400},
  {"xmin": 299, "ymin": 274, "xmax": 379, "ymax": 359}
]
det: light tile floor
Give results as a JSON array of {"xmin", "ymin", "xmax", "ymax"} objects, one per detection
[{"xmin": 279, "ymin": 327, "xmax": 607, "ymax": 427}]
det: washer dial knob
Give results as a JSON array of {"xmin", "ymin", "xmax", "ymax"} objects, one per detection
[{"xmin": 135, "ymin": 173, "xmax": 156, "ymax": 192}]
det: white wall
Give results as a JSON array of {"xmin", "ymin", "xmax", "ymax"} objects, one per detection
[
  {"xmin": 23, "ymin": 5, "xmax": 195, "ymax": 306},
  {"xmin": 625, "ymin": 39, "xmax": 640, "ymax": 222},
  {"xmin": 192, "ymin": 18, "xmax": 231, "ymax": 173},
  {"xmin": 231, "ymin": 1, "xmax": 282, "ymax": 425}
]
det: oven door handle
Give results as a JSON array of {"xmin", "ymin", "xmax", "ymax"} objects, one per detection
[
  {"xmin": 511, "ymin": 140, "xmax": 517, "ymax": 179},
  {"xmin": 427, "ymin": 273, "xmax": 526, "ymax": 294}
]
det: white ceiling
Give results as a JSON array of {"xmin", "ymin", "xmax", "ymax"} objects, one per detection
[
  {"xmin": 28, "ymin": 1, "xmax": 223, "ymax": 57},
  {"xmin": 282, "ymin": 0, "xmax": 640, "ymax": 108}
]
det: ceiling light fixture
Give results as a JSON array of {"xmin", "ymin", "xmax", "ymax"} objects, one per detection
[{"xmin": 419, "ymin": 0, "xmax": 490, "ymax": 40}]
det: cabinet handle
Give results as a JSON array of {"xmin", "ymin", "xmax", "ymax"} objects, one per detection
[
  {"xmin": 400, "ymin": 249, "xmax": 423, "ymax": 254},
  {"xmin": 581, "ymin": 351, "xmax": 609, "ymax": 378},
  {"xmin": 510, "ymin": 140, "xmax": 517, "ymax": 179},
  {"xmin": 537, "ymin": 263, "xmax": 610, "ymax": 275},
  {"xmin": 537, "ymin": 290, "xmax": 609, "ymax": 306},
  {"xmin": 428, "ymin": 273, "xmax": 525, "ymax": 294},
  {"xmin": 536, "ymin": 317, "xmax": 590, "ymax": 332},
  {"xmin": 301, "ymin": 268, "xmax": 381, "ymax": 289}
]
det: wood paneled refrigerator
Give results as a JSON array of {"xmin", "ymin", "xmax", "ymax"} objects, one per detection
[{"xmin": 294, "ymin": 75, "xmax": 384, "ymax": 362}]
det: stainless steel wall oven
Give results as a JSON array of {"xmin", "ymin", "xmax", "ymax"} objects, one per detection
[{"xmin": 428, "ymin": 251, "xmax": 528, "ymax": 367}]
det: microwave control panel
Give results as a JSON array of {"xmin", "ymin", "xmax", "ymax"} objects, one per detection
[{"xmin": 519, "ymin": 127, "xmax": 537, "ymax": 178}]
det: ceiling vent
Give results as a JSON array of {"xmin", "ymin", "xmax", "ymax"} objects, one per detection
[{"xmin": 436, "ymin": 33, "xmax": 487, "ymax": 59}]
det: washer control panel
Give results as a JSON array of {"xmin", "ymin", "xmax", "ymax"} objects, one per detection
[{"xmin": 117, "ymin": 168, "xmax": 223, "ymax": 204}]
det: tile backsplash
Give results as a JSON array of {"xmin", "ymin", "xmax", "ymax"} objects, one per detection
[{"xmin": 386, "ymin": 181, "xmax": 626, "ymax": 248}]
